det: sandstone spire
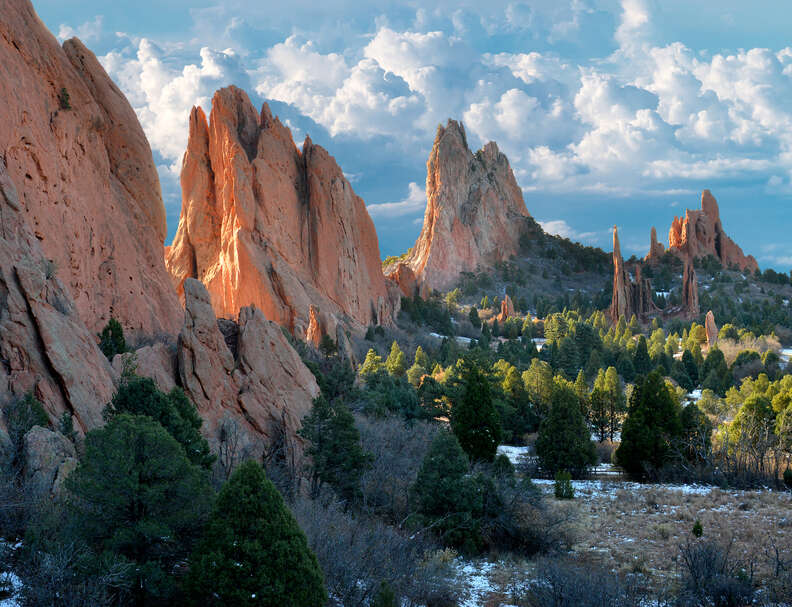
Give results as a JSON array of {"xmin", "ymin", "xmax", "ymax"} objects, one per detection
[
  {"xmin": 166, "ymin": 86, "xmax": 398, "ymax": 340},
  {"xmin": 645, "ymin": 226, "xmax": 665, "ymax": 263},
  {"xmin": 387, "ymin": 120, "xmax": 531, "ymax": 293},
  {"xmin": 610, "ymin": 226, "xmax": 658, "ymax": 324},
  {"xmin": 681, "ymin": 256, "xmax": 700, "ymax": 319},
  {"xmin": 0, "ymin": 0, "xmax": 182, "ymax": 337},
  {"xmin": 705, "ymin": 310, "xmax": 718, "ymax": 347}
]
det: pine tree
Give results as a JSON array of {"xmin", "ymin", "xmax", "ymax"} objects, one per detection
[
  {"xmin": 299, "ymin": 396, "xmax": 371, "ymax": 502},
  {"xmin": 468, "ymin": 306, "xmax": 481, "ymax": 328},
  {"xmin": 186, "ymin": 461, "xmax": 326, "ymax": 607},
  {"xmin": 633, "ymin": 335, "xmax": 652, "ymax": 376},
  {"xmin": 407, "ymin": 362, "xmax": 428, "ymax": 387},
  {"xmin": 604, "ymin": 366, "xmax": 625, "ymax": 441},
  {"xmin": 535, "ymin": 382, "xmax": 596, "ymax": 477},
  {"xmin": 615, "ymin": 371, "xmax": 682, "ymax": 477},
  {"xmin": 106, "ymin": 375, "xmax": 214, "ymax": 468},
  {"xmin": 450, "ymin": 361, "xmax": 502, "ymax": 461},
  {"xmin": 67, "ymin": 414, "xmax": 213, "ymax": 604},
  {"xmin": 414, "ymin": 345, "xmax": 430, "ymax": 369},
  {"xmin": 98, "ymin": 317, "xmax": 127, "ymax": 360},
  {"xmin": 359, "ymin": 348, "xmax": 385, "ymax": 378},
  {"xmin": 385, "ymin": 341, "xmax": 407, "ymax": 377}
]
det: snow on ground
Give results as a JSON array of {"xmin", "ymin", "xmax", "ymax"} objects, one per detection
[
  {"xmin": 781, "ymin": 348, "xmax": 792, "ymax": 364},
  {"xmin": 453, "ymin": 560, "xmax": 519, "ymax": 607},
  {"xmin": 428, "ymin": 332, "xmax": 473, "ymax": 346},
  {"xmin": 530, "ymin": 477, "xmax": 746, "ymax": 499},
  {"xmin": 496, "ymin": 445, "xmax": 531, "ymax": 465},
  {"xmin": 0, "ymin": 540, "xmax": 23, "ymax": 607}
]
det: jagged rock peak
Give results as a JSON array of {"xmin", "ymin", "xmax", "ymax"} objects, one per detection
[
  {"xmin": 682, "ymin": 256, "xmax": 700, "ymax": 320},
  {"xmin": 387, "ymin": 118, "xmax": 531, "ymax": 293},
  {"xmin": 657, "ymin": 190, "xmax": 758, "ymax": 273},
  {"xmin": 166, "ymin": 85, "xmax": 398, "ymax": 340},
  {"xmin": 0, "ymin": 0, "xmax": 182, "ymax": 337},
  {"xmin": 610, "ymin": 226, "xmax": 658, "ymax": 324}
]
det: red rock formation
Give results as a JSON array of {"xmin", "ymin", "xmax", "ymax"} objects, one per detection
[
  {"xmin": 0, "ymin": 0, "xmax": 182, "ymax": 337},
  {"xmin": 705, "ymin": 311, "xmax": 718, "ymax": 347},
  {"xmin": 0, "ymin": 160, "xmax": 116, "ymax": 435},
  {"xmin": 176, "ymin": 278, "xmax": 319, "ymax": 458},
  {"xmin": 497, "ymin": 294, "xmax": 515, "ymax": 323},
  {"xmin": 645, "ymin": 226, "xmax": 665, "ymax": 263},
  {"xmin": 166, "ymin": 88, "xmax": 397, "ymax": 340},
  {"xmin": 610, "ymin": 226, "xmax": 659, "ymax": 324},
  {"xmin": 387, "ymin": 120, "xmax": 531, "ymax": 293},
  {"xmin": 681, "ymin": 257, "xmax": 700, "ymax": 320},
  {"xmin": 665, "ymin": 191, "xmax": 758, "ymax": 273}
]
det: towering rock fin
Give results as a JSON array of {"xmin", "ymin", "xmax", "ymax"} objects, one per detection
[{"xmin": 609, "ymin": 226, "xmax": 659, "ymax": 324}]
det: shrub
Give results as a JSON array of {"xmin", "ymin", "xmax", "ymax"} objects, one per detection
[
  {"xmin": 784, "ymin": 468, "xmax": 792, "ymax": 490},
  {"xmin": 554, "ymin": 470, "xmax": 574, "ymax": 499},
  {"xmin": 692, "ymin": 519, "xmax": 703, "ymax": 538},
  {"xmin": 58, "ymin": 87, "xmax": 71, "ymax": 110},
  {"xmin": 4, "ymin": 392, "xmax": 48, "ymax": 457},
  {"xmin": 97, "ymin": 318, "xmax": 127, "ymax": 360}
]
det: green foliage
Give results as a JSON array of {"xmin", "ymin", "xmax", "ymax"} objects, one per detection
[
  {"xmin": 299, "ymin": 396, "xmax": 371, "ymax": 503},
  {"xmin": 468, "ymin": 305, "xmax": 481, "ymax": 328},
  {"xmin": 616, "ymin": 371, "xmax": 683, "ymax": 477},
  {"xmin": 186, "ymin": 461, "xmax": 326, "ymax": 607},
  {"xmin": 401, "ymin": 294, "xmax": 453, "ymax": 335},
  {"xmin": 633, "ymin": 335, "xmax": 652, "ymax": 376},
  {"xmin": 372, "ymin": 581, "xmax": 397, "ymax": 607},
  {"xmin": 319, "ymin": 333, "xmax": 338, "ymax": 357},
  {"xmin": 98, "ymin": 318, "xmax": 128, "ymax": 360},
  {"xmin": 536, "ymin": 382, "xmax": 596, "ymax": 477},
  {"xmin": 58, "ymin": 87, "xmax": 71, "ymax": 110},
  {"xmin": 105, "ymin": 375, "xmax": 214, "ymax": 469},
  {"xmin": 554, "ymin": 470, "xmax": 575, "ymax": 499},
  {"xmin": 450, "ymin": 361, "xmax": 502, "ymax": 462},
  {"xmin": 66, "ymin": 414, "xmax": 213, "ymax": 604},
  {"xmin": 3, "ymin": 392, "xmax": 49, "ymax": 454},
  {"xmin": 59, "ymin": 412, "xmax": 77, "ymax": 443},
  {"xmin": 692, "ymin": 520, "xmax": 703, "ymax": 538},
  {"xmin": 385, "ymin": 341, "xmax": 407, "ymax": 377},
  {"xmin": 359, "ymin": 370, "xmax": 423, "ymax": 419},
  {"xmin": 360, "ymin": 348, "xmax": 385, "ymax": 377}
]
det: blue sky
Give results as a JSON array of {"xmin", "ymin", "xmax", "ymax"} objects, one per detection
[{"xmin": 35, "ymin": 0, "xmax": 792, "ymax": 269}]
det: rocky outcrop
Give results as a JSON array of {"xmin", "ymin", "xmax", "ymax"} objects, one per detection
[
  {"xmin": 177, "ymin": 278, "xmax": 319, "ymax": 459},
  {"xmin": 610, "ymin": 226, "xmax": 659, "ymax": 324},
  {"xmin": 0, "ymin": 0, "xmax": 182, "ymax": 337},
  {"xmin": 112, "ymin": 343, "xmax": 177, "ymax": 393},
  {"xmin": 387, "ymin": 120, "xmax": 531, "ymax": 293},
  {"xmin": 166, "ymin": 88, "xmax": 397, "ymax": 343},
  {"xmin": 497, "ymin": 294, "xmax": 515, "ymax": 323},
  {"xmin": 645, "ymin": 227, "xmax": 665, "ymax": 263},
  {"xmin": 22, "ymin": 426, "xmax": 77, "ymax": 497},
  {"xmin": 651, "ymin": 190, "xmax": 758, "ymax": 273},
  {"xmin": 0, "ymin": 160, "xmax": 116, "ymax": 434},
  {"xmin": 705, "ymin": 311, "xmax": 718, "ymax": 347},
  {"xmin": 681, "ymin": 257, "xmax": 700, "ymax": 319}
]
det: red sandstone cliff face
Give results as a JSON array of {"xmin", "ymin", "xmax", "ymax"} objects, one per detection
[
  {"xmin": 166, "ymin": 87, "xmax": 397, "ymax": 342},
  {"xmin": 648, "ymin": 190, "xmax": 757, "ymax": 272},
  {"xmin": 610, "ymin": 226, "xmax": 659, "ymax": 324},
  {"xmin": 0, "ymin": 0, "xmax": 182, "ymax": 337},
  {"xmin": 0, "ymin": 160, "xmax": 116, "ymax": 435},
  {"xmin": 387, "ymin": 120, "xmax": 531, "ymax": 293}
]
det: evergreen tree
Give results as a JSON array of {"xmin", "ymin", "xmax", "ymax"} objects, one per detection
[
  {"xmin": 414, "ymin": 346, "xmax": 430, "ymax": 369},
  {"xmin": 98, "ymin": 317, "xmax": 127, "ymax": 360},
  {"xmin": 615, "ymin": 351, "xmax": 635, "ymax": 383},
  {"xmin": 186, "ymin": 461, "xmax": 326, "ymax": 607},
  {"xmin": 574, "ymin": 370, "xmax": 589, "ymax": 417},
  {"xmin": 66, "ymin": 414, "xmax": 213, "ymax": 604},
  {"xmin": 299, "ymin": 396, "xmax": 371, "ymax": 502},
  {"xmin": 535, "ymin": 382, "xmax": 596, "ymax": 477},
  {"xmin": 590, "ymin": 387, "xmax": 609, "ymax": 442},
  {"xmin": 604, "ymin": 366, "xmax": 625, "ymax": 441},
  {"xmin": 450, "ymin": 362, "xmax": 502, "ymax": 461},
  {"xmin": 359, "ymin": 348, "xmax": 385, "ymax": 378},
  {"xmin": 633, "ymin": 335, "xmax": 652, "ymax": 376},
  {"xmin": 480, "ymin": 295, "xmax": 490, "ymax": 310},
  {"xmin": 468, "ymin": 306, "xmax": 481, "ymax": 328},
  {"xmin": 615, "ymin": 371, "xmax": 682, "ymax": 477},
  {"xmin": 406, "ymin": 362, "xmax": 428, "ymax": 388},
  {"xmin": 557, "ymin": 336, "xmax": 579, "ymax": 378},
  {"xmin": 318, "ymin": 334, "xmax": 338, "ymax": 358},
  {"xmin": 385, "ymin": 341, "xmax": 407, "ymax": 377},
  {"xmin": 701, "ymin": 347, "xmax": 731, "ymax": 396},
  {"xmin": 106, "ymin": 375, "xmax": 214, "ymax": 468}
]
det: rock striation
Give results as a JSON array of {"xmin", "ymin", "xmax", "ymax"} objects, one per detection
[
  {"xmin": 0, "ymin": 159, "xmax": 116, "ymax": 435},
  {"xmin": 176, "ymin": 278, "xmax": 319, "ymax": 459},
  {"xmin": 0, "ymin": 0, "xmax": 182, "ymax": 337},
  {"xmin": 387, "ymin": 120, "xmax": 531, "ymax": 293},
  {"xmin": 166, "ymin": 87, "xmax": 397, "ymax": 343},
  {"xmin": 647, "ymin": 190, "xmax": 757, "ymax": 272},
  {"xmin": 610, "ymin": 226, "xmax": 659, "ymax": 324}
]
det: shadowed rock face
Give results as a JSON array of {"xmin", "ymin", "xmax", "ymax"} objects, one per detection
[
  {"xmin": 682, "ymin": 257, "xmax": 700, "ymax": 320},
  {"xmin": 387, "ymin": 120, "xmax": 531, "ymax": 293},
  {"xmin": 652, "ymin": 190, "xmax": 758, "ymax": 273},
  {"xmin": 610, "ymin": 226, "xmax": 659, "ymax": 324},
  {"xmin": 166, "ymin": 87, "xmax": 397, "ymax": 342},
  {"xmin": 0, "ymin": 0, "xmax": 182, "ymax": 338},
  {"xmin": 0, "ymin": 160, "xmax": 116, "ymax": 435}
]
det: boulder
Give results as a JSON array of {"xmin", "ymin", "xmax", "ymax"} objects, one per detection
[{"xmin": 22, "ymin": 426, "xmax": 77, "ymax": 497}]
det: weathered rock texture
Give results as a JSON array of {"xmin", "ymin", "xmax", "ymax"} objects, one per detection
[
  {"xmin": 648, "ymin": 190, "xmax": 757, "ymax": 272},
  {"xmin": 0, "ymin": 160, "xmax": 116, "ymax": 434},
  {"xmin": 22, "ymin": 425, "xmax": 77, "ymax": 497},
  {"xmin": 497, "ymin": 294, "xmax": 515, "ymax": 323},
  {"xmin": 610, "ymin": 226, "xmax": 659, "ymax": 324},
  {"xmin": 166, "ymin": 87, "xmax": 397, "ymax": 343},
  {"xmin": 176, "ymin": 278, "xmax": 320, "ymax": 458},
  {"xmin": 705, "ymin": 311, "xmax": 718, "ymax": 347},
  {"xmin": 387, "ymin": 120, "xmax": 531, "ymax": 293},
  {"xmin": 681, "ymin": 257, "xmax": 700, "ymax": 319},
  {"xmin": 0, "ymin": 0, "xmax": 182, "ymax": 337},
  {"xmin": 645, "ymin": 227, "xmax": 665, "ymax": 263}
]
